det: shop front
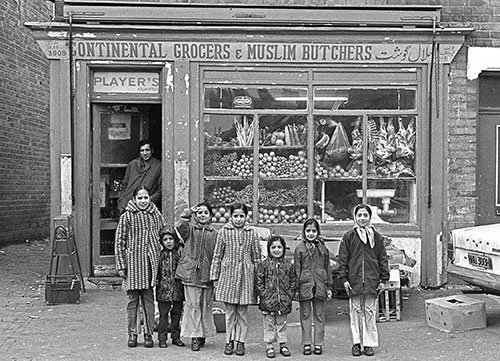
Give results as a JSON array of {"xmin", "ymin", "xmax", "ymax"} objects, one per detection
[{"xmin": 27, "ymin": 3, "xmax": 469, "ymax": 287}]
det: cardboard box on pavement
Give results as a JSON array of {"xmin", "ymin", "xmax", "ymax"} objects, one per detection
[{"xmin": 425, "ymin": 294, "xmax": 486, "ymax": 332}]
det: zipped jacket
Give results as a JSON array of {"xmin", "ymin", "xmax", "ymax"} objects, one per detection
[
  {"xmin": 294, "ymin": 238, "xmax": 333, "ymax": 301},
  {"xmin": 256, "ymin": 255, "xmax": 297, "ymax": 315},
  {"xmin": 175, "ymin": 216, "xmax": 217, "ymax": 288},
  {"xmin": 156, "ymin": 247, "xmax": 184, "ymax": 302},
  {"xmin": 338, "ymin": 228, "xmax": 390, "ymax": 297}
]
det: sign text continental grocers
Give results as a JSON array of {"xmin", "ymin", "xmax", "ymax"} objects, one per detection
[{"xmin": 39, "ymin": 39, "xmax": 461, "ymax": 64}]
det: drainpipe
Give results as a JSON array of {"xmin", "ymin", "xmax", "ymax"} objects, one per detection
[
  {"xmin": 69, "ymin": 14, "xmax": 75, "ymax": 209},
  {"xmin": 427, "ymin": 17, "xmax": 437, "ymax": 210}
]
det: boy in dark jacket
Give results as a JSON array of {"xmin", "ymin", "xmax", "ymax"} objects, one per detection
[
  {"xmin": 156, "ymin": 225, "xmax": 185, "ymax": 348},
  {"xmin": 256, "ymin": 235, "xmax": 297, "ymax": 358}
]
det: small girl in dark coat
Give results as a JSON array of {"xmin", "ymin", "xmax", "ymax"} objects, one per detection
[
  {"xmin": 256, "ymin": 236, "xmax": 297, "ymax": 358},
  {"xmin": 294, "ymin": 218, "xmax": 333, "ymax": 356},
  {"xmin": 338, "ymin": 204, "xmax": 389, "ymax": 357},
  {"xmin": 156, "ymin": 225, "xmax": 185, "ymax": 349}
]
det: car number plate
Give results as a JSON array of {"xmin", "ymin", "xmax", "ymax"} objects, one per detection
[{"xmin": 467, "ymin": 252, "xmax": 492, "ymax": 269}]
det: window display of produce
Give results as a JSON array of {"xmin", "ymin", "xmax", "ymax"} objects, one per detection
[
  {"xmin": 313, "ymin": 115, "xmax": 416, "ymax": 224},
  {"xmin": 202, "ymin": 84, "xmax": 418, "ymax": 226}
]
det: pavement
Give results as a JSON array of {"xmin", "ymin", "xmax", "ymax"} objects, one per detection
[{"xmin": 2, "ymin": 239, "xmax": 500, "ymax": 361}]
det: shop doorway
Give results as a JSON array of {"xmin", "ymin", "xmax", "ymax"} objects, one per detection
[
  {"xmin": 477, "ymin": 74, "xmax": 500, "ymax": 225},
  {"xmin": 91, "ymin": 103, "xmax": 162, "ymax": 274}
]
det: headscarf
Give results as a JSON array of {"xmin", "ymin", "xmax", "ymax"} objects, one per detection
[{"xmin": 353, "ymin": 204, "xmax": 375, "ymax": 248}]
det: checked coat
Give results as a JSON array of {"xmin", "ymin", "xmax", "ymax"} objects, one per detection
[
  {"xmin": 210, "ymin": 222, "xmax": 261, "ymax": 305},
  {"xmin": 115, "ymin": 199, "xmax": 166, "ymax": 291}
]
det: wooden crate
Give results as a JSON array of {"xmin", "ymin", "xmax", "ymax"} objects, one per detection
[{"xmin": 377, "ymin": 287, "xmax": 401, "ymax": 322}]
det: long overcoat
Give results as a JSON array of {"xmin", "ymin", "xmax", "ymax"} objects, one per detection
[
  {"xmin": 175, "ymin": 216, "xmax": 218, "ymax": 288},
  {"xmin": 338, "ymin": 228, "xmax": 390, "ymax": 297},
  {"xmin": 115, "ymin": 200, "xmax": 165, "ymax": 291},
  {"xmin": 210, "ymin": 222, "xmax": 261, "ymax": 305},
  {"xmin": 117, "ymin": 156, "xmax": 162, "ymax": 213}
]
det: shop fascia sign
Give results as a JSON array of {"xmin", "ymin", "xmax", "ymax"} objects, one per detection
[{"xmin": 39, "ymin": 39, "xmax": 461, "ymax": 64}]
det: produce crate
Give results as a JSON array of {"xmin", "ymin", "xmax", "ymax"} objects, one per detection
[
  {"xmin": 45, "ymin": 276, "xmax": 81, "ymax": 305},
  {"xmin": 425, "ymin": 295, "xmax": 486, "ymax": 332}
]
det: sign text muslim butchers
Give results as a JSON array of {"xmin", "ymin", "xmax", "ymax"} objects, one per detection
[{"xmin": 41, "ymin": 40, "xmax": 461, "ymax": 64}]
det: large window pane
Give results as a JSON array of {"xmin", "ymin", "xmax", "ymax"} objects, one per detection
[
  {"xmin": 314, "ymin": 87, "xmax": 416, "ymax": 110},
  {"xmin": 258, "ymin": 114, "xmax": 308, "ymax": 224},
  {"xmin": 313, "ymin": 116, "xmax": 362, "ymax": 221},
  {"xmin": 314, "ymin": 115, "xmax": 417, "ymax": 224},
  {"xmin": 205, "ymin": 86, "xmax": 308, "ymax": 110},
  {"xmin": 203, "ymin": 114, "xmax": 254, "ymax": 224}
]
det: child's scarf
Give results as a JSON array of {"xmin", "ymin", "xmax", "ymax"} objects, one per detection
[{"xmin": 354, "ymin": 223, "xmax": 375, "ymax": 249}]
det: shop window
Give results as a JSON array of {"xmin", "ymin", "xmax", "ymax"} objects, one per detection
[
  {"xmin": 202, "ymin": 82, "xmax": 417, "ymax": 226},
  {"xmin": 314, "ymin": 115, "xmax": 416, "ymax": 224}
]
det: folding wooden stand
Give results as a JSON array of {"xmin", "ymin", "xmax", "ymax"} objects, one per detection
[
  {"xmin": 45, "ymin": 215, "xmax": 85, "ymax": 305},
  {"xmin": 376, "ymin": 265, "xmax": 402, "ymax": 322}
]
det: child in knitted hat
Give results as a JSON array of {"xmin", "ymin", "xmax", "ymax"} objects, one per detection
[{"xmin": 156, "ymin": 225, "xmax": 185, "ymax": 349}]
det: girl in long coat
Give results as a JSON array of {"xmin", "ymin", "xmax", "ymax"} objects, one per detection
[
  {"xmin": 210, "ymin": 203, "xmax": 261, "ymax": 356},
  {"xmin": 115, "ymin": 185, "xmax": 166, "ymax": 348},
  {"xmin": 338, "ymin": 204, "xmax": 389, "ymax": 357}
]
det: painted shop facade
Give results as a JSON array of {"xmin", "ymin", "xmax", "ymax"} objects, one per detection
[{"xmin": 27, "ymin": 2, "xmax": 472, "ymax": 287}]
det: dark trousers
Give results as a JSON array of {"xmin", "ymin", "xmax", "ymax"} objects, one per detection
[{"xmin": 158, "ymin": 300, "xmax": 183, "ymax": 341}]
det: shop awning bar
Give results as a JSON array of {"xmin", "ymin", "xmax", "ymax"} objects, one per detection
[{"xmin": 50, "ymin": 1, "xmax": 442, "ymax": 28}]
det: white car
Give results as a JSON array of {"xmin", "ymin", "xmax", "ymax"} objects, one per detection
[{"xmin": 447, "ymin": 223, "xmax": 500, "ymax": 295}]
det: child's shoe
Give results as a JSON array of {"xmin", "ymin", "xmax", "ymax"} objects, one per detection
[
  {"xmin": 224, "ymin": 340, "xmax": 234, "ymax": 355},
  {"xmin": 191, "ymin": 337, "xmax": 200, "ymax": 351},
  {"xmin": 266, "ymin": 347, "xmax": 275, "ymax": 358},
  {"xmin": 197, "ymin": 337, "xmax": 206, "ymax": 347},
  {"xmin": 280, "ymin": 344, "xmax": 291, "ymax": 357},
  {"xmin": 364, "ymin": 346, "xmax": 374, "ymax": 356},
  {"xmin": 303, "ymin": 344, "xmax": 312, "ymax": 355},
  {"xmin": 236, "ymin": 342, "xmax": 245, "ymax": 356},
  {"xmin": 314, "ymin": 345, "xmax": 322, "ymax": 355},
  {"xmin": 144, "ymin": 334, "xmax": 154, "ymax": 348},
  {"xmin": 352, "ymin": 344, "xmax": 362, "ymax": 357},
  {"xmin": 172, "ymin": 338, "xmax": 185, "ymax": 347},
  {"xmin": 127, "ymin": 334, "xmax": 137, "ymax": 348},
  {"xmin": 159, "ymin": 340, "xmax": 168, "ymax": 348}
]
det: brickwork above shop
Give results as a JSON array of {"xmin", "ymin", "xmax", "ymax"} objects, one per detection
[{"xmin": 0, "ymin": 1, "xmax": 52, "ymax": 245}]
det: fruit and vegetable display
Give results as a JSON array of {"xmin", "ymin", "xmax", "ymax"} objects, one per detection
[
  {"xmin": 260, "ymin": 123, "xmax": 307, "ymax": 147},
  {"xmin": 259, "ymin": 185, "xmax": 308, "ymax": 206},
  {"xmin": 314, "ymin": 116, "xmax": 416, "ymax": 179},
  {"xmin": 207, "ymin": 184, "xmax": 253, "ymax": 206},
  {"xmin": 315, "ymin": 161, "xmax": 360, "ymax": 179},
  {"xmin": 258, "ymin": 151, "xmax": 307, "ymax": 178},
  {"xmin": 258, "ymin": 207, "xmax": 308, "ymax": 224},
  {"xmin": 211, "ymin": 206, "xmax": 253, "ymax": 224},
  {"xmin": 204, "ymin": 152, "xmax": 253, "ymax": 177}
]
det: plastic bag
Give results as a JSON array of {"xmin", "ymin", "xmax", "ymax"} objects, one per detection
[{"xmin": 324, "ymin": 122, "xmax": 350, "ymax": 164}]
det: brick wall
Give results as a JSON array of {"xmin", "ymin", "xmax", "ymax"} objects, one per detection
[{"xmin": 0, "ymin": 1, "xmax": 53, "ymax": 245}]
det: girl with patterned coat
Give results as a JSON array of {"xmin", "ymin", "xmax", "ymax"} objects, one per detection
[
  {"xmin": 175, "ymin": 201, "xmax": 218, "ymax": 351},
  {"xmin": 115, "ymin": 185, "xmax": 166, "ymax": 349},
  {"xmin": 210, "ymin": 203, "xmax": 261, "ymax": 356},
  {"xmin": 156, "ymin": 225, "xmax": 185, "ymax": 348}
]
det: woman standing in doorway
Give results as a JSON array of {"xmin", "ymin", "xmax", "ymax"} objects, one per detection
[
  {"xmin": 210, "ymin": 202, "xmax": 261, "ymax": 356},
  {"xmin": 115, "ymin": 185, "xmax": 166, "ymax": 348}
]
